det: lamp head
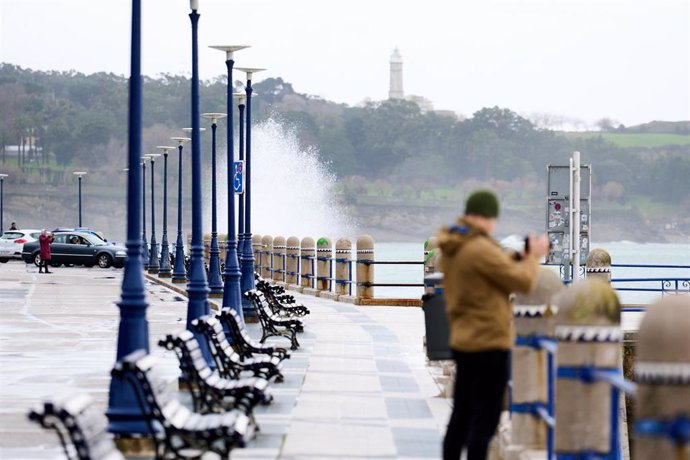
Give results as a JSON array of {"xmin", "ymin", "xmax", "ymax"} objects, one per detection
[
  {"xmin": 190, "ymin": 0, "xmax": 199, "ymax": 11},
  {"xmin": 0, "ymin": 174, "xmax": 8, "ymax": 179},
  {"xmin": 209, "ymin": 45, "xmax": 250, "ymax": 61},
  {"xmin": 233, "ymin": 93, "xmax": 247, "ymax": 105},
  {"xmin": 201, "ymin": 113, "xmax": 228, "ymax": 124},
  {"xmin": 147, "ymin": 153, "xmax": 161, "ymax": 161},
  {"xmin": 235, "ymin": 67, "xmax": 266, "ymax": 81},
  {"xmin": 170, "ymin": 136, "xmax": 191, "ymax": 145},
  {"xmin": 182, "ymin": 127, "xmax": 206, "ymax": 133},
  {"xmin": 157, "ymin": 145, "xmax": 176, "ymax": 153},
  {"xmin": 73, "ymin": 171, "xmax": 87, "ymax": 177}
]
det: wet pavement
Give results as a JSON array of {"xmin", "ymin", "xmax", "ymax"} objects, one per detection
[{"xmin": 0, "ymin": 261, "xmax": 451, "ymax": 459}]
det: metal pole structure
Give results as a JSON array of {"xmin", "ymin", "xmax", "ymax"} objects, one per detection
[
  {"xmin": 210, "ymin": 45, "xmax": 248, "ymax": 319},
  {"xmin": 201, "ymin": 113, "xmax": 227, "ymax": 297},
  {"xmin": 147, "ymin": 153, "xmax": 161, "ymax": 274},
  {"xmin": 141, "ymin": 157, "xmax": 149, "ymax": 269},
  {"xmin": 157, "ymin": 146, "xmax": 175, "ymax": 277},
  {"xmin": 236, "ymin": 67, "xmax": 265, "ymax": 315},
  {"xmin": 186, "ymin": 0, "xmax": 214, "ymax": 367},
  {"xmin": 106, "ymin": 0, "xmax": 150, "ymax": 435},
  {"xmin": 572, "ymin": 151, "xmax": 581, "ymax": 280},
  {"xmin": 73, "ymin": 172, "xmax": 87, "ymax": 227},
  {"xmin": 234, "ymin": 93, "xmax": 246, "ymax": 271},
  {"xmin": 170, "ymin": 137, "xmax": 190, "ymax": 283},
  {"xmin": 0, "ymin": 174, "xmax": 6, "ymax": 233}
]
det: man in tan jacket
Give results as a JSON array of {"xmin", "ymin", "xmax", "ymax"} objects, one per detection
[{"xmin": 438, "ymin": 190, "xmax": 549, "ymax": 460}]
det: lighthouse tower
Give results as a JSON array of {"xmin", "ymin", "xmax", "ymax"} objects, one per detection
[{"xmin": 389, "ymin": 47, "xmax": 404, "ymax": 100}]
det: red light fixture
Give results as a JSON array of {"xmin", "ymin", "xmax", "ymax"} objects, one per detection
[{"xmin": 14, "ymin": 238, "xmax": 27, "ymax": 244}]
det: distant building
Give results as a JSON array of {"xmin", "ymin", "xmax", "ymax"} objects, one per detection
[{"xmin": 389, "ymin": 47, "xmax": 404, "ymax": 100}]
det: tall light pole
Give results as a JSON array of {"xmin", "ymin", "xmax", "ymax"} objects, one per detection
[
  {"xmin": 170, "ymin": 136, "xmax": 190, "ymax": 283},
  {"xmin": 146, "ymin": 153, "xmax": 161, "ymax": 274},
  {"xmin": 157, "ymin": 146, "xmax": 175, "ymax": 278},
  {"xmin": 73, "ymin": 171, "xmax": 87, "ymax": 227},
  {"xmin": 0, "ymin": 174, "xmax": 7, "ymax": 233},
  {"xmin": 141, "ymin": 156, "xmax": 149, "ymax": 269},
  {"xmin": 201, "ymin": 113, "xmax": 227, "ymax": 297},
  {"xmin": 210, "ymin": 44, "xmax": 249, "ymax": 320},
  {"xmin": 106, "ymin": 0, "xmax": 150, "ymax": 436},
  {"xmin": 186, "ymin": 0, "xmax": 214, "ymax": 367},
  {"xmin": 233, "ymin": 92, "xmax": 247, "ymax": 270},
  {"xmin": 235, "ymin": 67, "xmax": 265, "ymax": 314}
]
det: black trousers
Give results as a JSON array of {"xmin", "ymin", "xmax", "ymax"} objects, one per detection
[
  {"xmin": 39, "ymin": 259, "xmax": 51, "ymax": 272},
  {"xmin": 443, "ymin": 349, "xmax": 509, "ymax": 460}
]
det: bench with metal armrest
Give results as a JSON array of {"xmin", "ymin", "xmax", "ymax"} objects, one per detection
[{"xmin": 245, "ymin": 290, "xmax": 302, "ymax": 350}]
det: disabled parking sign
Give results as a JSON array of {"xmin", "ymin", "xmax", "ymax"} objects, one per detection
[{"xmin": 233, "ymin": 161, "xmax": 244, "ymax": 194}]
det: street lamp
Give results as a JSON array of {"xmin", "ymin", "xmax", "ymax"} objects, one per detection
[
  {"xmin": 141, "ymin": 156, "xmax": 149, "ymax": 269},
  {"xmin": 201, "ymin": 113, "xmax": 227, "ymax": 297},
  {"xmin": 146, "ymin": 153, "xmax": 161, "ymax": 274},
  {"xmin": 106, "ymin": 0, "xmax": 150, "ymax": 436},
  {"xmin": 157, "ymin": 146, "xmax": 175, "ymax": 278},
  {"xmin": 235, "ymin": 67, "xmax": 265, "ymax": 313},
  {"xmin": 186, "ymin": 0, "xmax": 214, "ymax": 367},
  {"xmin": 73, "ymin": 172, "xmax": 87, "ymax": 227},
  {"xmin": 0, "ymin": 174, "xmax": 7, "ymax": 233},
  {"xmin": 233, "ymin": 92, "xmax": 247, "ymax": 270},
  {"xmin": 170, "ymin": 136, "xmax": 190, "ymax": 283},
  {"xmin": 210, "ymin": 44, "xmax": 249, "ymax": 319}
]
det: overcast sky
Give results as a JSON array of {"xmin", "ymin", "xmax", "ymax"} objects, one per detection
[{"xmin": 1, "ymin": 0, "xmax": 688, "ymax": 126}]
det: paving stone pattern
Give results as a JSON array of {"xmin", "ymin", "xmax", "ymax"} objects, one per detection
[{"xmin": 0, "ymin": 261, "xmax": 451, "ymax": 459}]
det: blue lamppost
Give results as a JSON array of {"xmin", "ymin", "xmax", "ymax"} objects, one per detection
[
  {"xmin": 146, "ymin": 153, "xmax": 161, "ymax": 274},
  {"xmin": 170, "ymin": 136, "xmax": 190, "ymax": 283},
  {"xmin": 141, "ymin": 156, "xmax": 149, "ymax": 269},
  {"xmin": 106, "ymin": 0, "xmax": 150, "ymax": 435},
  {"xmin": 233, "ymin": 92, "xmax": 247, "ymax": 272},
  {"xmin": 157, "ymin": 146, "xmax": 175, "ymax": 278},
  {"xmin": 0, "ymin": 174, "xmax": 8, "ymax": 233},
  {"xmin": 201, "ymin": 112, "xmax": 227, "ymax": 297},
  {"xmin": 235, "ymin": 67, "xmax": 265, "ymax": 313},
  {"xmin": 210, "ymin": 45, "xmax": 249, "ymax": 319},
  {"xmin": 73, "ymin": 171, "xmax": 87, "ymax": 227},
  {"xmin": 186, "ymin": 0, "xmax": 214, "ymax": 367}
]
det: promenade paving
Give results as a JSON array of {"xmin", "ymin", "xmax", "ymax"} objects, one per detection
[{"xmin": 0, "ymin": 261, "xmax": 451, "ymax": 459}]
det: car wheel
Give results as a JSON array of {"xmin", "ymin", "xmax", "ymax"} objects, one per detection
[
  {"xmin": 33, "ymin": 253, "xmax": 42, "ymax": 267},
  {"xmin": 0, "ymin": 258, "xmax": 8, "ymax": 263},
  {"xmin": 97, "ymin": 253, "xmax": 112, "ymax": 269}
]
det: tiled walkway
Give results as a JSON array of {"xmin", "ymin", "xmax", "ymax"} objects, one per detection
[{"xmin": 0, "ymin": 261, "xmax": 451, "ymax": 459}]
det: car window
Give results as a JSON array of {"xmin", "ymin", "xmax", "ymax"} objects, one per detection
[
  {"xmin": 1, "ymin": 232, "xmax": 23, "ymax": 240},
  {"xmin": 54, "ymin": 234, "xmax": 67, "ymax": 244},
  {"xmin": 67, "ymin": 235, "xmax": 81, "ymax": 245},
  {"xmin": 29, "ymin": 232, "xmax": 41, "ymax": 239},
  {"xmin": 83, "ymin": 234, "xmax": 106, "ymax": 246}
]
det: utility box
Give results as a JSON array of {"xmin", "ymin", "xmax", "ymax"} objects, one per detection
[
  {"xmin": 546, "ymin": 164, "xmax": 591, "ymax": 266},
  {"xmin": 422, "ymin": 274, "xmax": 452, "ymax": 361}
]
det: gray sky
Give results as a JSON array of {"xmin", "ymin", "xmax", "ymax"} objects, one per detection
[{"xmin": 1, "ymin": 0, "xmax": 688, "ymax": 126}]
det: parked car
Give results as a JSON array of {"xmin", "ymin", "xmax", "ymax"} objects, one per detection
[
  {"xmin": 21, "ymin": 231, "xmax": 127, "ymax": 268},
  {"xmin": 0, "ymin": 229, "xmax": 42, "ymax": 262}
]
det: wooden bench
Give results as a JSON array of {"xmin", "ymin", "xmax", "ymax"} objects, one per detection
[
  {"xmin": 191, "ymin": 315, "xmax": 285, "ymax": 383},
  {"xmin": 245, "ymin": 290, "xmax": 302, "ymax": 350},
  {"xmin": 28, "ymin": 393, "xmax": 124, "ymax": 460},
  {"xmin": 216, "ymin": 308, "xmax": 291, "ymax": 362},
  {"xmin": 111, "ymin": 349, "xmax": 253, "ymax": 459},
  {"xmin": 158, "ymin": 331, "xmax": 273, "ymax": 414}
]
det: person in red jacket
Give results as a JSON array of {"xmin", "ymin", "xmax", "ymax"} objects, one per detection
[{"xmin": 38, "ymin": 230, "xmax": 54, "ymax": 274}]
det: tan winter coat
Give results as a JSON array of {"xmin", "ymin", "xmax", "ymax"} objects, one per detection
[{"xmin": 438, "ymin": 218, "xmax": 540, "ymax": 352}]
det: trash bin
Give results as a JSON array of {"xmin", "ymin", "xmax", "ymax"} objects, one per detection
[{"xmin": 422, "ymin": 273, "xmax": 452, "ymax": 361}]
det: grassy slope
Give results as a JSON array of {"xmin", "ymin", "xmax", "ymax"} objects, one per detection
[{"xmin": 561, "ymin": 132, "xmax": 690, "ymax": 148}]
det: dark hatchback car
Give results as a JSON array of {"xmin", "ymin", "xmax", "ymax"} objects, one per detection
[{"xmin": 22, "ymin": 231, "xmax": 127, "ymax": 268}]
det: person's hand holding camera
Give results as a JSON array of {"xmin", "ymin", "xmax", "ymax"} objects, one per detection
[{"xmin": 526, "ymin": 234, "xmax": 549, "ymax": 259}]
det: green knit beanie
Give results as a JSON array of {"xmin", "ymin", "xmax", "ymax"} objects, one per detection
[{"xmin": 465, "ymin": 189, "xmax": 500, "ymax": 218}]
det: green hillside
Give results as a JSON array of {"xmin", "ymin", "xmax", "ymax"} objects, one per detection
[{"xmin": 561, "ymin": 132, "xmax": 690, "ymax": 149}]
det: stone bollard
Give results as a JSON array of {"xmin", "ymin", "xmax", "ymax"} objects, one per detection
[
  {"xmin": 272, "ymin": 236, "xmax": 286, "ymax": 286},
  {"xmin": 260, "ymin": 235, "xmax": 273, "ymax": 280},
  {"xmin": 316, "ymin": 237, "xmax": 333, "ymax": 295},
  {"xmin": 635, "ymin": 294, "xmax": 690, "ymax": 460},
  {"xmin": 300, "ymin": 237, "xmax": 317, "ymax": 295},
  {"xmin": 252, "ymin": 234, "xmax": 262, "ymax": 272},
  {"xmin": 586, "ymin": 248, "xmax": 612, "ymax": 284},
  {"xmin": 508, "ymin": 268, "xmax": 563, "ymax": 456},
  {"xmin": 325, "ymin": 238, "xmax": 352, "ymax": 301},
  {"xmin": 553, "ymin": 279, "xmax": 623, "ymax": 457},
  {"xmin": 424, "ymin": 236, "xmax": 440, "ymax": 275},
  {"xmin": 355, "ymin": 235, "xmax": 375, "ymax": 303},
  {"xmin": 285, "ymin": 236, "xmax": 301, "ymax": 291}
]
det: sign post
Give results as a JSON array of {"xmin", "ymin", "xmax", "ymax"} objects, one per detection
[{"xmin": 233, "ymin": 160, "xmax": 244, "ymax": 195}]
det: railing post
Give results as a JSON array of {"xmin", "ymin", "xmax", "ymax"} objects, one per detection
[
  {"xmin": 356, "ymin": 235, "xmax": 375, "ymax": 304},
  {"xmin": 326, "ymin": 238, "xmax": 352, "ymax": 301},
  {"xmin": 424, "ymin": 236, "xmax": 439, "ymax": 275},
  {"xmin": 634, "ymin": 294, "xmax": 690, "ymax": 459},
  {"xmin": 273, "ymin": 236, "xmax": 286, "ymax": 286},
  {"xmin": 285, "ymin": 236, "xmax": 300, "ymax": 290},
  {"xmin": 554, "ymin": 279, "xmax": 623, "ymax": 458},
  {"xmin": 252, "ymin": 234, "xmax": 262, "ymax": 273},
  {"xmin": 301, "ymin": 237, "xmax": 317, "ymax": 295},
  {"xmin": 586, "ymin": 248, "xmax": 612, "ymax": 284},
  {"xmin": 316, "ymin": 237, "xmax": 333, "ymax": 295},
  {"xmin": 507, "ymin": 268, "xmax": 563, "ymax": 459},
  {"xmin": 260, "ymin": 235, "xmax": 273, "ymax": 280}
]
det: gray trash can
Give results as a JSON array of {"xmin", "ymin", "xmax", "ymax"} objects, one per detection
[{"xmin": 422, "ymin": 273, "xmax": 452, "ymax": 361}]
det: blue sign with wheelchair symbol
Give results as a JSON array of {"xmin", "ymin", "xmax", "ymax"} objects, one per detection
[{"xmin": 233, "ymin": 161, "xmax": 244, "ymax": 194}]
